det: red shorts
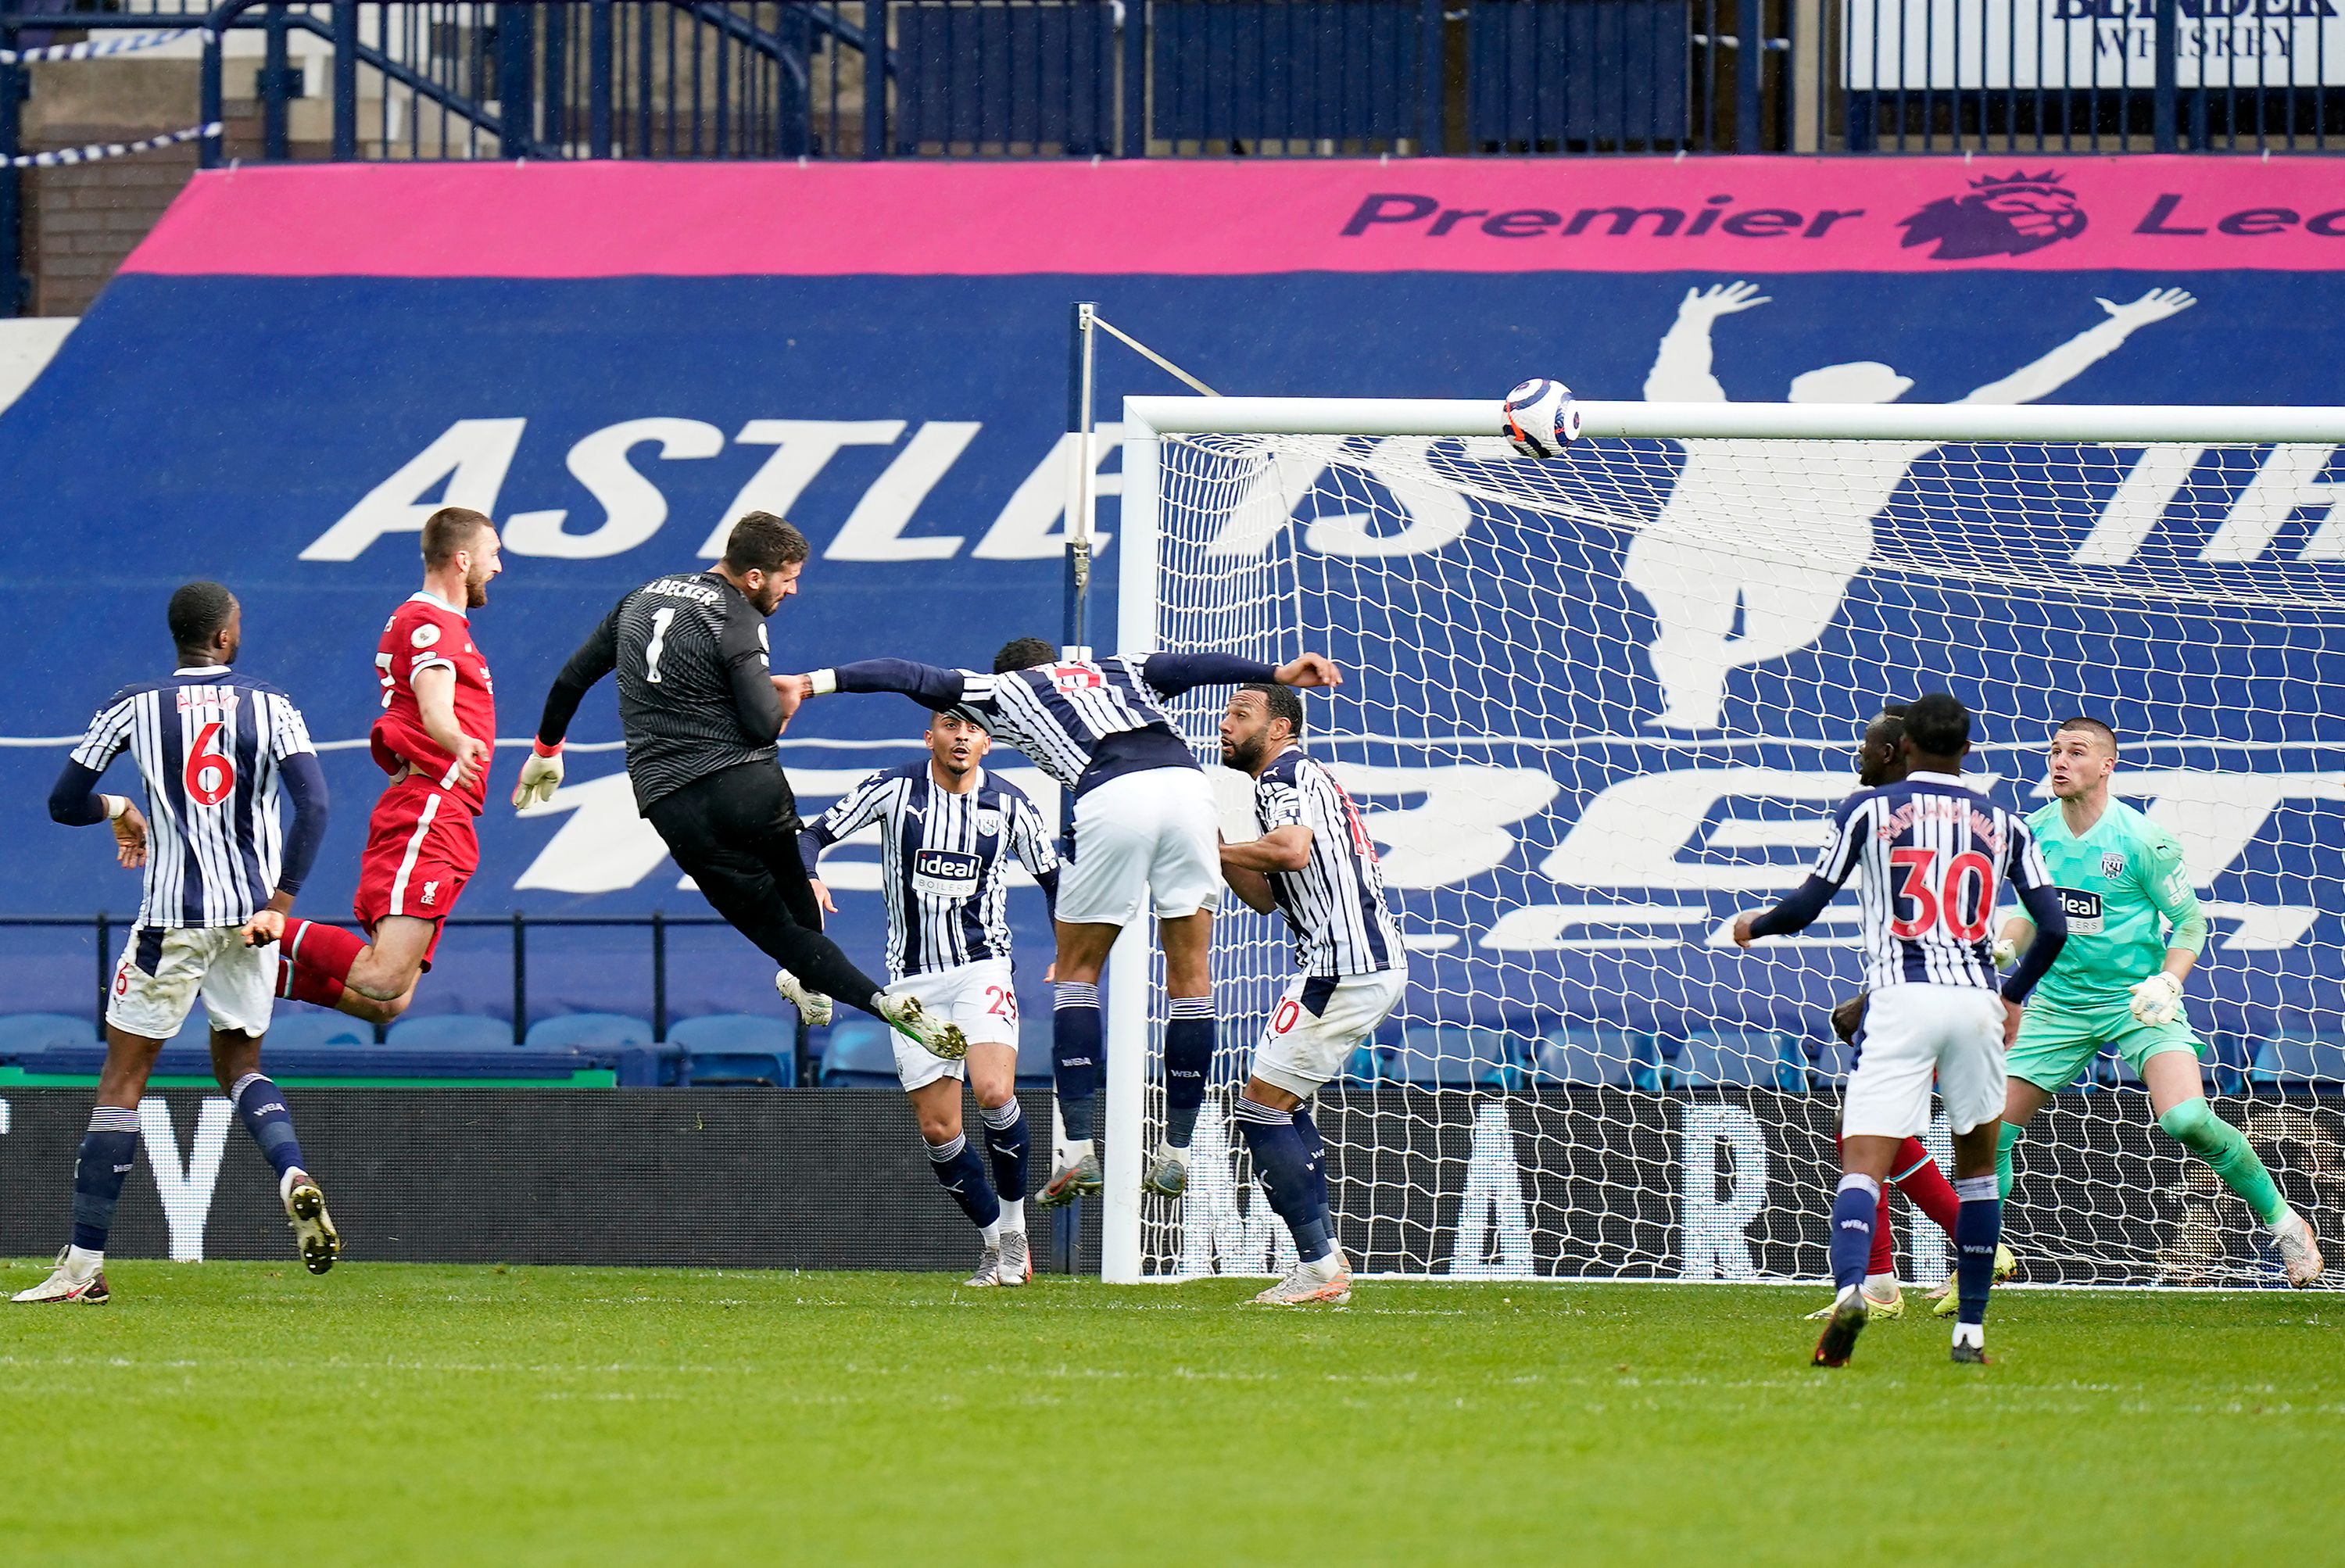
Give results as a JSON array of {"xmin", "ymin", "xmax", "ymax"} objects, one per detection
[{"xmin": 353, "ymin": 776, "xmax": 480, "ymax": 968}]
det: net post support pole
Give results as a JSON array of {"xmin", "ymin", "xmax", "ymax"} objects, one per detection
[
  {"xmin": 1096, "ymin": 399, "xmax": 1162, "ymax": 1287},
  {"xmin": 1063, "ymin": 300, "xmax": 1097, "ymax": 657}
]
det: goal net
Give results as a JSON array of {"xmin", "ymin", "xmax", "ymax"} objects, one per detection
[{"xmin": 1101, "ymin": 395, "xmax": 2345, "ymax": 1289}]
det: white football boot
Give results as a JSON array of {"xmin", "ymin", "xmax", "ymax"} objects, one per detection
[
  {"xmin": 1251, "ymin": 1247, "xmax": 1353, "ymax": 1308},
  {"xmin": 11, "ymin": 1247, "xmax": 109, "ymax": 1305},
  {"xmin": 774, "ymin": 970, "xmax": 834, "ymax": 1027},
  {"xmin": 281, "ymin": 1169, "xmax": 340, "ymax": 1276},
  {"xmin": 997, "ymin": 1230, "xmax": 1033, "ymax": 1287},
  {"xmin": 875, "ymin": 993, "xmax": 968, "ymax": 1061},
  {"xmin": 2273, "ymin": 1206, "xmax": 2326, "ymax": 1287}
]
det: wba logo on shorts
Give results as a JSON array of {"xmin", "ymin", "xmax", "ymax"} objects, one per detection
[{"xmin": 912, "ymin": 849, "xmax": 981, "ymax": 899}]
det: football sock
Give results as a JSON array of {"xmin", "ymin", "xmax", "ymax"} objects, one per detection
[
  {"xmin": 1052, "ymin": 982, "xmax": 1101, "ymax": 1143},
  {"xmin": 924, "ymin": 1133, "xmax": 1001, "ymax": 1234},
  {"xmin": 228, "ymin": 1072, "xmax": 308, "ymax": 1181},
  {"xmin": 1162, "ymin": 996, "xmax": 1215, "ymax": 1150},
  {"xmin": 71, "ymin": 1104, "xmax": 141, "ymax": 1255},
  {"xmin": 277, "ymin": 916, "xmax": 364, "ymax": 1008},
  {"xmin": 1233, "ymin": 1097, "xmax": 1334, "ymax": 1264},
  {"xmin": 1292, "ymin": 1102, "xmax": 1331, "ymax": 1243},
  {"xmin": 1829, "ymin": 1174, "xmax": 1881, "ymax": 1294},
  {"xmin": 979, "ymin": 1097, "xmax": 1030, "ymax": 1210},
  {"xmin": 2157, "ymin": 1096, "xmax": 2286, "ymax": 1227},
  {"xmin": 1995, "ymin": 1121, "xmax": 2025, "ymax": 1201},
  {"xmin": 1953, "ymin": 1175, "xmax": 2001, "ymax": 1328},
  {"xmin": 1891, "ymin": 1140, "xmax": 1963, "ymax": 1237}
]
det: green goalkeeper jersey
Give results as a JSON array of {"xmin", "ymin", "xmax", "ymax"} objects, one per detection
[{"xmin": 2021, "ymin": 796, "xmax": 2207, "ymax": 1011}]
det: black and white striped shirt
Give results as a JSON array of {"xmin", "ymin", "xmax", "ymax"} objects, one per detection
[
  {"xmin": 800, "ymin": 763, "xmax": 1060, "ymax": 981},
  {"xmin": 1254, "ymin": 748, "xmax": 1403, "ymax": 978},
  {"xmin": 1797, "ymin": 771, "xmax": 2055, "ymax": 993},
  {"xmin": 70, "ymin": 668, "xmax": 316, "ymax": 929},
  {"xmin": 827, "ymin": 652, "xmax": 1280, "ymax": 796}
]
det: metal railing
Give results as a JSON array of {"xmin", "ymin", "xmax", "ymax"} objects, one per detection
[{"xmin": 0, "ymin": 911, "xmax": 746, "ymax": 1046}]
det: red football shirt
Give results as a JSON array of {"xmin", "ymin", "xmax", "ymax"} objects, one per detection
[{"xmin": 371, "ymin": 589, "xmax": 496, "ymax": 814}]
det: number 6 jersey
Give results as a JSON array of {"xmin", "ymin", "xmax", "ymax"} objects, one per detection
[
  {"xmin": 69, "ymin": 667, "xmax": 317, "ymax": 928},
  {"xmin": 1803, "ymin": 768, "xmax": 2057, "ymax": 993}
]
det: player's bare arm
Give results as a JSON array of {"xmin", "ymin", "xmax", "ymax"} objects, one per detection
[
  {"xmin": 412, "ymin": 663, "xmax": 489, "ymax": 789},
  {"xmin": 108, "ymin": 796, "xmax": 149, "ymax": 868},
  {"xmin": 1222, "ymin": 825, "xmax": 1312, "ymax": 875}
]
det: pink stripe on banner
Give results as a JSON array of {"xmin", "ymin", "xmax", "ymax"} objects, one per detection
[{"xmin": 121, "ymin": 156, "xmax": 2345, "ymax": 279}]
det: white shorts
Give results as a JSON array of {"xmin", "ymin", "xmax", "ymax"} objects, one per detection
[
  {"xmin": 1057, "ymin": 766, "xmax": 1223, "ymax": 928},
  {"xmin": 1251, "ymin": 966, "xmax": 1409, "ymax": 1099},
  {"xmin": 1842, "ymin": 983, "xmax": 2008, "ymax": 1138},
  {"xmin": 883, "ymin": 958, "xmax": 1019, "ymax": 1094},
  {"xmin": 106, "ymin": 925, "xmax": 274, "ymax": 1042}
]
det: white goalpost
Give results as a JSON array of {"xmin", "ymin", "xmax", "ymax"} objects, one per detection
[{"xmin": 1101, "ymin": 393, "xmax": 2345, "ymax": 1289}]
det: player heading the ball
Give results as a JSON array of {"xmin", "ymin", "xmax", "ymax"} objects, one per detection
[
  {"xmin": 785, "ymin": 641, "xmax": 1341, "ymax": 1205},
  {"xmin": 1733, "ymin": 693, "xmax": 2068, "ymax": 1368}
]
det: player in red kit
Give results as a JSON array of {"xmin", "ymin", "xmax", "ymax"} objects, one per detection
[{"xmin": 275, "ymin": 507, "xmax": 502, "ymax": 1022}]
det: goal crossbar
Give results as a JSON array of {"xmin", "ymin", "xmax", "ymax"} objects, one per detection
[{"xmin": 1123, "ymin": 396, "xmax": 2345, "ymax": 445}]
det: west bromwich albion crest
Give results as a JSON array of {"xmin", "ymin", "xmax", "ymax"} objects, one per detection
[{"xmin": 2101, "ymin": 851, "xmax": 2127, "ymax": 879}]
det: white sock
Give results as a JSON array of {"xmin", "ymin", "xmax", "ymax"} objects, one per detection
[
  {"xmin": 1865, "ymin": 1271, "xmax": 1899, "ymax": 1299},
  {"xmin": 1305, "ymin": 1251, "xmax": 1344, "ymax": 1280},
  {"xmin": 1000, "ymin": 1199, "xmax": 1025, "ymax": 1235},
  {"xmin": 64, "ymin": 1244, "xmax": 103, "ymax": 1277},
  {"xmin": 1063, "ymin": 1137, "xmax": 1094, "ymax": 1164},
  {"xmin": 1162, "ymin": 1144, "xmax": 1191, "ymax": 1171},
  {"xmin": 981, "ymin": 1219, "xmax": 1003, "ymax": 1248},
  {"xmin": 1952, "ymin": 1321, "xmax": 1985, "ymax": 1350}
]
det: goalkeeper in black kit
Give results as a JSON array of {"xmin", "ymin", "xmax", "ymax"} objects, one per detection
[{"xmin": 514, "ymin": 510, "xmax": 967, "ymax": 1061}]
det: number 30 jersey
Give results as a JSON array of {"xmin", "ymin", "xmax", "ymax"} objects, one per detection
[
  {"xmin": 69, "ymin": 668, "xmax": 317, "ymax": 929},
  {"xmin": 1809, "ymin": 769, "xmax": 2054, "ymax": 993}
]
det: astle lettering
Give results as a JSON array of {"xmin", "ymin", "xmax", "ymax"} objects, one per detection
[{"xmin": 1341, "ymin": 192, "xmax": 1866, "ymax": 242}]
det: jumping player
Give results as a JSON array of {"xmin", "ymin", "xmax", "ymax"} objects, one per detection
[
  {"xmin": 1733, "ymin": 693, "xmax": 2068, "ymax": 1367},
  {"xmin": 1217, "ymin": 683, "xmax": 1406, "ymax": 1307},
  {"xmin": 274, "ymin": 506, "xmax": 501, "ymax": 1022},
  {"xmin": 16, "ymin": 582, "xmax": 337, "ymax": 1303},
  {"xmin": 1990, "ymin": 717, "xmax": 2323, "ymax": 1285},
  {"xmin": 782, "ymin": 639, "xmax": 1340, "ymax": 1205},
  {"xmin": 796, "ymin": 709, "xmax": 1061, "ymax": 1287},
  {"xmin": 519, "ymin": 512, "xmax": 966, "ymax": 1060}
]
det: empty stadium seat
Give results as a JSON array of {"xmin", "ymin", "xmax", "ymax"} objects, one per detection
[
  {"xmin": 2250, "ymin": 1036, "xmax": 2345, "ymax": 1092},
  {"xmin": 670, "ymin": 1014, "xmax": 796, "ymax": 1087},
  {"xmin": 0, "ymin": 1012, "xmax": 98, "ymax": 1054},
  {"xmin": 1676, "ymin": 1029, "xmax": 1805, "ymax": 1091},
  {"xmin": 525, "ymin": 1013, "xmax": 655, "ymax": 1051},
  {"xmin": 820, "ymin": 1018, "xmax": 900, "ymax": 1087},
  {"xmin": 1394, "ymin": 1028, "xmax": 1524, "ymax": 1089},
  {"xmin": 1341, "ymin": 1043, "xmax": 1397, "ymax": 1087},
  {"xmin": 1531, "ymin": 1027, "xmax": 1642, "ymax": 1088},
  {"xmin": 387, "ymin": 1015, "xmax": 517, "ymax": 1051},
  {"xmin": 264, "ymin": 1012, "xmax": 375, "ymax": 1049},
  {"xmin": 2203, "ymin": 1036, "xmax": 2252, "ymax": 1097},
  {"xmin": 1015, "ymin": 1025, "xmax": 1054, "ymax": 1087}
]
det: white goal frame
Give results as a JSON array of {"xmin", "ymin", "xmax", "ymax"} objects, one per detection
[{"xmin": 1101, "ymin": 396, "xmax": 2345, "ymax": 1287}]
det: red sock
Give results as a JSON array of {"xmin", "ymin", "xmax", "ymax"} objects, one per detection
[
  {"xmin": 1890, "ymin": 1137, "xmax": 1962, "ymax": 1238},
  {"xmin": 278, "ymin": 917, "xmax": 365, "ymax": 1008},
  {"xmin": 1869, "ymin": 1190, "xmax": 1898, "ymax": 1279}
]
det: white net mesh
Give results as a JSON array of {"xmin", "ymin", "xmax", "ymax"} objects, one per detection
[{"xmin": 1133, "ymin": 422, "xmax": 2345, "ymax": 1287}]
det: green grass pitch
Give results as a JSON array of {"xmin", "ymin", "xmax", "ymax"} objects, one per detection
[{"xmin": 2, "ymin": 1260, "xmax": 2337, "ymax": 1565}]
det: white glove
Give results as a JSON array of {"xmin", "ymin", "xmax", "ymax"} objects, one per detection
[
  {"xmin": 2130, "ymin": 970, "xmax": 2183, "ymax": 1027},
  {"xmin": 511, "ymin": 744, "xmax": 564, "ymax": 810},
  {"xmin": 1990, "ymin": 936, "xmax": 2017, "ymax": 968}
]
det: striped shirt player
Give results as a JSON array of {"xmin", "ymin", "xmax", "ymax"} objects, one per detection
[
  {"xmin": 20, "ymin": 581, "xmax": 341, "ymax": 1308},
  {"xmin": 797, "ymin": 641, "xmax": 1342, "ymax": 1210},
  {"xmin": 796, "ymin": 711, "xmax": 1063, "ymax": 1287},
  {"xmin": 57, "ymin": 666, "xmax": 328, "ymax": 1041},
  {"xmin": 1744, "ymin": 768, "xmax": 2068, "ymax": 1140}
]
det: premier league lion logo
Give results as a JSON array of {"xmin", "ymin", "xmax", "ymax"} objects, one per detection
[{"xmin": 1899, "ymin": 171, "xmax": 2088, "ymax": 260}]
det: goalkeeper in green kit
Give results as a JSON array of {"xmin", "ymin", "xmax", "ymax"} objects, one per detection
[{"xmin": 1978, "ymin": 717, "xmax": 2325, "ymax": 1297}]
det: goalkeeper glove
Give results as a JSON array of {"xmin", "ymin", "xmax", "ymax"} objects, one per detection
[
  {"xmin": 1990, "ymin": 935, "xmax": 2017, "ymax": 968},
  {"xmin": 512, "ymin": 742, "xmax": 564, "ymax": 810},
  {"xmin": 2130, "ymin": 971, "xmax": 2183, "ymax": 1027}
]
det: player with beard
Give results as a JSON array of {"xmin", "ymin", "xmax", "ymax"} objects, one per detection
[{"xmin": 273, "ymin": 507, "xmax": 502, "ymax": 1022}]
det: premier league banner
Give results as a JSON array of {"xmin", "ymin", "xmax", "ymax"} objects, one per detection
[{"xmin": 3, "ymin": 156, "xmax": 2344, "ymax": 1041}]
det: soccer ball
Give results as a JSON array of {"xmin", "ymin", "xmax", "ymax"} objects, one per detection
[{"xmin": 1502, "ymin": 378, "xmax": 1581, "ymax": 458}]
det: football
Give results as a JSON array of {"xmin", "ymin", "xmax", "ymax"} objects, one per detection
[{"xmin": 1502, "ymin": 377, "xmax": 1581, "ymax": 457}]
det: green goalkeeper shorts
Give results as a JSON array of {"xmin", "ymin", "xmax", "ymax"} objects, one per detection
[{"xmin": 2006, "ymin": 997, "xmax": 2205, "ymax": 1094}]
